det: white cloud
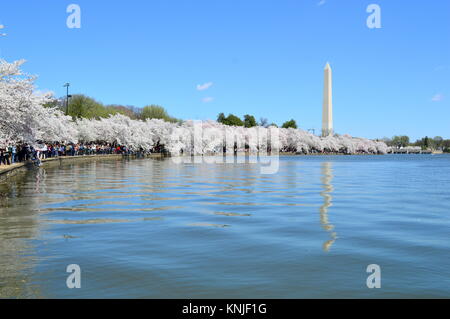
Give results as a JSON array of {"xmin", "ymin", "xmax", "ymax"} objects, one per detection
[
  {"xmin": 431, "ymin": 94, "xmax": 444, "ymax": 102},
  {"xmin": 196, "ymin": 82, "xmax": 213, "ymax": 91},
  {"xmin": 202, "ymin": 97, "xmax": 214, "ymax": 103},
  {"xmin": 317, "ymin": 0, "xmax": 326, "ymax": 6}
]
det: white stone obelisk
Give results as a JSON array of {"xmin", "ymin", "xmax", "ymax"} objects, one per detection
[{"xmin": 322, "ymin": 63, "xmax": 333, "ymax": 137}]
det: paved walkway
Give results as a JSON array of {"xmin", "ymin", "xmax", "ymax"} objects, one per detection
[
  {"xmin": 0, "ymin": 162, "xmax": 26, "ymax": 175},
  {"xmin": 0, "ymin": 154, "xmax": 124, "ymax": 178}
]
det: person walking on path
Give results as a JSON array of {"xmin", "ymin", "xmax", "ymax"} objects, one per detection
[
  {"xmin": 11, "ymin": 145, "xmax": 17, "ymax": 164},
  {"xmin": 0, "ymin": 147, "xmax": 4, "ymax": 166},
  {"xmin": 0, "ymin": 147, "xmax": 11, "ymax": 165}
]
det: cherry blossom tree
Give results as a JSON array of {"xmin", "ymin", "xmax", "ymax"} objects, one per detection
[{"xmin": 0, "ymin": 59, "xmax": 66, "ymax": 145}]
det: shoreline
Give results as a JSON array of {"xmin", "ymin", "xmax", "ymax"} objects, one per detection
[{"xmin": 0, "ymin": 153, "xmax": 164, "ymax": 181}]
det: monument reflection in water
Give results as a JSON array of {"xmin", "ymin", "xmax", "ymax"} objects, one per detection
[{"xmin": 319, "ymin": 162, "xmax": 337, "ymax": 252}]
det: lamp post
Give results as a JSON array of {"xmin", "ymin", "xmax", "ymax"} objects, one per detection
[{"xmin": 63, "ymin": 83, "xmax": 71, "ymax": 115}]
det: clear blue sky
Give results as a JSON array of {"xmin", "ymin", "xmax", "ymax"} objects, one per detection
[{"xmin": 1, "ymin": 0, "xmax": 449, "ymax": 140}]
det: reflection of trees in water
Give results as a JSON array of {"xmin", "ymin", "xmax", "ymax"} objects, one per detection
[
  {"xmin": 0, "ymin": 169, "xmax": 43, "ymax": 298},
  {"xmin": 320, "ymin": 162, "xmax": 337, "ymax": 252},
  {"xmin": 0, "ymin": 159, "xmax": 160, "ymax": 298}
]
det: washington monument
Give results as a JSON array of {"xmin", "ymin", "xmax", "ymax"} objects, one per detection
[{"xmin": 322, "ymin": 63, "xmax": 333, "ymax": 137}]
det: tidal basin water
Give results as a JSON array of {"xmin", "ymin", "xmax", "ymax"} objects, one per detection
[{"xmin": 1, "ymin": 155, "xmax": 449, "ymax": 298}]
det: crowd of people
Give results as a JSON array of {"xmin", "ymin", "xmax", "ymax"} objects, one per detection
[{"xmin": 0, "ymin": 142, "xmax": 132, "ymax": 167}]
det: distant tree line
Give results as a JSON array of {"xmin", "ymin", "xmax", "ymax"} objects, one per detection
[
  {"xmin": 48, "ymin": 94, "xmax": 180, "ymax": 123},
  {"xmin": 382, "ymin": 135, "xmax": 450, "ymax": 153},
  {"xmin": 217, "ymin": 113, "xmax": 297, "ymax": 129},
  {"xmin": 49, "ymin": 94, "xmax": 302, "ymax": 129}
]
